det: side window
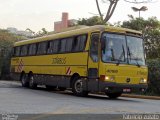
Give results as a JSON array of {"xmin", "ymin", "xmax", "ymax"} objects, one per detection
[
  {"xmin": 12, "ymin": 47, "xmax": 16, "ymax": 57},
  {"xmin": 53, "ymin": 40, "xmax": 60, "ymax": 53},
  {"xmin": 47, "ymin": 40, "xmax": 60, "ymax": 54},
  {"xmin": 90, "ymin": 33, "xmax": 99, "ymax": 62},
  {"xmin": 20, "ymin": 45, "xmax": 28, "ymax": 56},
  {"xmin": 29, "ymin": 44, "xmax": 37, "ymax": 55},
  {"xmin": 72, "ymin": 36, "xmax": 80, "ymax": 52},
  {"xmin": 60, "ymin": 39, "xmax": 66, "ymax": 53},
  {"xmin": 37, "ymin": 42, "xmax": 47, "ymax": 55},
  {"xmin": 47, "ymin": 41, "xmax": 54, "ymax": 54},
  {"xmin": 79, "ymin": 35, "xmax": 87, "ymax": 51},
  {"xmin": 72, "ymin": 34, "xmax": 87, "ymax": 52},
  {"xmin": 15, "ymin": 47, "xmax": 20, "ymax": 56},
  {"xmin": 66, "ymin": 37, "xmax": 73, "ymax": 52}
]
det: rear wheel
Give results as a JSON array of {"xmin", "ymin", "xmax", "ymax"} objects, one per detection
[
  {"xmin": 29, "ymin": 74, "xmax": 37, "ymax": 89},
  {"xmin": 72, "ymin": 76, "xmax": 88, "ymax": 97},
  {"xmin": 105, "ymin": 92, "xmax": 122, "ymax": 99},
  {"xmin": 21, "ymin": 73, "xmax": 29, "ymax": 87}
]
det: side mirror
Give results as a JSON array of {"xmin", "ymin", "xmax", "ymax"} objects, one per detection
[{"xmin": 101, "ymin": 36, "xmax": 106, "ymax": 54}]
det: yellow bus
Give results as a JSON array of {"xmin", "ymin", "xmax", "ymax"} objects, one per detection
[{"xmin": 11, "ymin": 25, "xmax": 148, "ymax": 98}]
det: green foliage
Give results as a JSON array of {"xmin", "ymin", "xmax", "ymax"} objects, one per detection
[
  {"xmin": 122, "ymin": 16, "xmax": 160, "ymax": 95},
  {"xmin": 36, "ymin": 28, "xmax": 48, "ymax": 37},
  {"xmin": 0, "ymin": 29, "xmax": 23, "ymax": 79},
  {"xmin": 122, "ymin": 15, "xmax": 160, "ymax": 59},
  {"xmin": 146, "ymin": 59, "xmax": 160, "ymax": 95},
  {"xmin": 26, "ymin": 28, "xmax": 48, "ymax": 38},
  {"xmin": 77, "ymin": 16, "xmax": 105, "ymax": 26}
]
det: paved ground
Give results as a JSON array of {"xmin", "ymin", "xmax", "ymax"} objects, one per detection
[{"xmin": 0, "ymin": 80, "xmax": 160, "ymax": 115}]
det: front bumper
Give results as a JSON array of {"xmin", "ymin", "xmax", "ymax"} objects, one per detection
[{"xmin": 99, "ymin": 81, "xmax": 148, "ymax": 93}]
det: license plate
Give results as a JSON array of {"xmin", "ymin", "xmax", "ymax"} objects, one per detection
[{"xmin": 123, "ymin": 88, "xmax": 131, "ymax": 92}]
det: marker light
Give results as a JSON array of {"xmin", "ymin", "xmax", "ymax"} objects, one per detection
[{"xmin": 140, "ymin": 78, "xmax": 147, "ymax": 83}]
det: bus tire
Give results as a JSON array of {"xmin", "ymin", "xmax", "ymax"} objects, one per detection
[
  {"xmin": 28, "ymin": 74, "xmax": 37, "ymax": 89},
  {"xmin": 105, "ymin": 92, "xmax": 122, "ymax": 99},
  {"xmin": 72, "ymin": 76, "xmax": 88, "ymax": 97},
  {"xmin": 21, "ymin": 73, "xmax": 29, "ymax": 87}
]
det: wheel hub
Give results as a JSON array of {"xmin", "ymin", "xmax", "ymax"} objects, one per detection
[{"xmin": 74, "ymin": 79, "xmax": 83, "ymax": 93}]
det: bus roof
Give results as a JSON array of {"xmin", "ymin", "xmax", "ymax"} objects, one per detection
[{"xmin": 14, "ymin": 25, "xmax": 142, "ymax": 47}]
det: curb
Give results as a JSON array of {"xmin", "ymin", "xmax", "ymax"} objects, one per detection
[{"xmin": 121, "ymin": 94, "xmax": 160, "ymax": 100}]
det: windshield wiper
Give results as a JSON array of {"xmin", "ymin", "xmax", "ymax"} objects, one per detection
[
  {"xmin": 127, "ymin": 47, "xmax": 140, "ymax": 67},
  {"xmin": 111, "ymin": 48, "xmax": 115, "ymax": 61},
  {"xmin": 116, "ymin": 45, "xmax": 125, "ymax": 66}
]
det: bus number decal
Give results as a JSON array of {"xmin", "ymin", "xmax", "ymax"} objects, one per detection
[
  {"xmin": 52, "ymin": 57, "xmax": 66, "ymax": 64},
  {"xmin": 106, "ymin": 69, "xmax": 118, "ymax": 73}
]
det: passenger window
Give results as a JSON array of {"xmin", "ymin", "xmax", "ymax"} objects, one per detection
[
  {"xmin": 12, "ymin": 48, "xmax": 16, "ymax": 57},
  {"xmin": 90, "ymin": 33, "xmax": 99, "ymax": 62},
  {"xmin": 47, "ymin": 41, "xmax": 54, "ymax": 54},
  {"xmin": 72, "ymin": 35, "xmax": 87, "ymax": 52},
  {"xmin": 72, "ymin": 36, "xmax": 80, "ymax": 52},
  {"xmin": 66, "ymin": 37, "xmax": 73, "ymax": 52},
  {"xmin": 79, "ymin": 35, "xmax": 87, "ymax": 51},
  {"xmin": 53, "ymin": 40, "xmax": 59, "ymax": 53},
  {"xmin": 37, "ymin": 42, "xmax": 47, "ymax": 55},
  {"xmin": 15, "ymin": 47, "xmax": 20, "ymax": 56},
  {"xmin": 20, "ymin": 45, "xmax": 28, "ymax": 56},
  {"xmin": 60, "ymin": 39, "xmax": 66, "ymax": 53},
  {"xmin": 29, "ymin": 44, "xmax": 37, "ymax": 55}
]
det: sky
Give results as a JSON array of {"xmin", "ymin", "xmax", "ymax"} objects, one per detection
[{"xmin": 0, "ymin": 0, "xmax": 159, "ymax": 32}]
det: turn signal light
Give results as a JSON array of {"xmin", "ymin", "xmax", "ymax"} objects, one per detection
[
  {"xmin": 100, "ymin": 75, "xmax": 105, "ymax": 81},
  {"xmin": 100, "ymin": 75, "xmax": 109, "ymax": 81}
]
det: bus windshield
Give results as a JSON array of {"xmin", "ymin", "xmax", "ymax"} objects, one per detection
[{"xmin": 101, "ymin": 33, "xmax": 145, "ymax": 66}]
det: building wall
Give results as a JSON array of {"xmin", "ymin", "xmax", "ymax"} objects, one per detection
[
  {"xmin": 54, "ymin": 12, "xmax": 69, "ymax": 32},
  {"xmin": 54, "ymin": 22, "xmax": 62, "ymax": 32},
  {"xmin": 62, "ymin": 12, "xmax": 68, "ymax": 29}
]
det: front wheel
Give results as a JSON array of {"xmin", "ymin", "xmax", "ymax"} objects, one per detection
[
  {"xmin": 72, "ymin": 77, "xmax": 88, "ymax": 97},
  {"xmin": 29, "ymin": 74, "xmax": 37, "ymax": 89},
  {"xmin": 105, "ymin": 92, "xmax": 122, "ymax": 99}
]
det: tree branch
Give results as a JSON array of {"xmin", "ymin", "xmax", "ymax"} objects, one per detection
[
  {"xmin": 104, "ymin": 0, "xmax": 119, "ymax": 22},
  {"xmin": 95, "ymin": 0, "xmax": 104, "ymax": 22}
]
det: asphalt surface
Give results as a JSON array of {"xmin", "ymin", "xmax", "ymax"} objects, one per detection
[{"xmin": 0, "ymin": 80, "xmax": 160, "ymax": 120}]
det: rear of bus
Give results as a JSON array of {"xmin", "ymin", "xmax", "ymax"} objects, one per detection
[{"xmin": 98, "ymin": 27, "xmax": 148, "ymax": 98}]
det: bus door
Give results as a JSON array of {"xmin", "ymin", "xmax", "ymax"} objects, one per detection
[{"xmin": 87, "ymin": 32, "xmax": 100, "ymax": 92}]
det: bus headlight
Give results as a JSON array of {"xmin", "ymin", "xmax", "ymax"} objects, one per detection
[
  {"xmin": 140, "ymin": 78, "xmax": 147, "ymax": 83},
  {"xmin": 105, "ymin": 76, "xmax": 109, "ymax": 80}
]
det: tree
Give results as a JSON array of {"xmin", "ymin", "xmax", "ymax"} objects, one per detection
[
  {"xmin": 25, "ymin": 28, "xmax": 36, "ymax": 36},
  {"xmin": 95, "ymin": 0, "xmax": 154, "ymax": 23},
  {"xmin": 78, "ymin": 16, "xmax": 105, "ymax": 26},
  {"xmin": 121, "ymin": 16, "xmax": 160, "ymax": 96},
  {"xmin": 26, "ymin": 28, "xmax": 48, "ymax": 38},
  {"xmin": 0, "ymin": 29, "xmax": 24, "ymax": 79},
  {"xmin": 122, "ymin": 15, "xmax": 160, "ymax": 59}
]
